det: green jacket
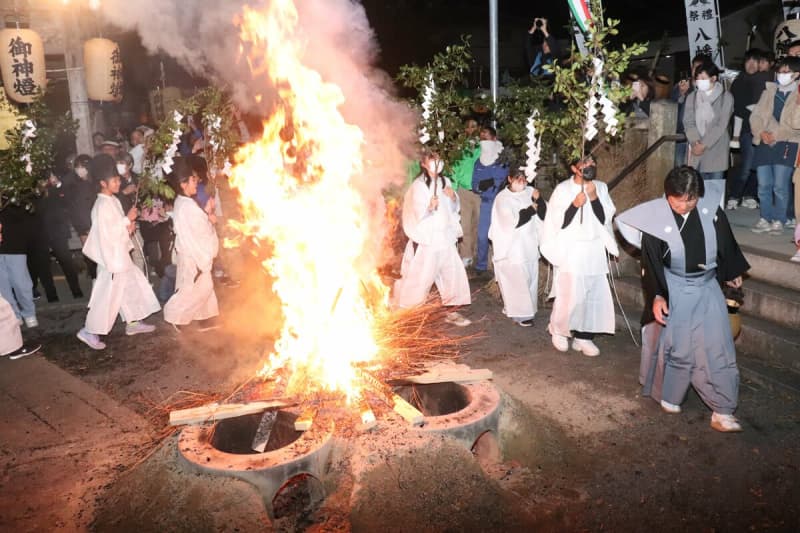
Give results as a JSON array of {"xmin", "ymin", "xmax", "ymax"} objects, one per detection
[{"xmin": 450, "ymin": 147, "xmax": 480, "ymax": 191}]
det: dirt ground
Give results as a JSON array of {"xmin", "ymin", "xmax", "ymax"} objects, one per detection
[{"xmin": 4, "ymin": 269, "xmax": 800, "ymax": 532}]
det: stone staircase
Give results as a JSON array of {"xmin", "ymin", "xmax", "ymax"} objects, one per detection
[{"xmin": 612, "ymin": 240, "xmax": 800, "ymax": 391}]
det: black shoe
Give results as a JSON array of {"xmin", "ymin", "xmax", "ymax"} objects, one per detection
[
  {"xmin": 32, "ymin": 291, "xmax": 41, "ymax": 301},
  {"xmin": 516, "ymin": 319, "xmax": 534, "ymax": 327},
  {"xmin": 47, "ymin": 295, "xmax": 60, "ymax": 303},
  {"xmin": 72, "ymin": 290, "xmax": 84, "ymax": 299},
  {"xmin": 6, "ymin": 344, "xmax": 42, "ymax": 360}
]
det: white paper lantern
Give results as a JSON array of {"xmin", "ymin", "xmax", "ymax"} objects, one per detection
[
  {"xmin": 0, "ymin": 28, "xmax": 46, "ymax": 104},
  {"xmin": 774, "ymin": 20, "xmax": 800, "ymax": 57},
  {"xmin": 84, "ymin": 38, "xmax": 123, "ymax": 102}
]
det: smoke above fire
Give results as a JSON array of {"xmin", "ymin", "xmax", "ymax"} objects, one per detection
[{"xmin": 97, "ymin": 0, "xmax": 416, "ymax": 210}]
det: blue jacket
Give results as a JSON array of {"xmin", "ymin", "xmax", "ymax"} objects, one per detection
[{"xmin": 471, "ymin": 161, "xmax": 508, "ymax": 203}]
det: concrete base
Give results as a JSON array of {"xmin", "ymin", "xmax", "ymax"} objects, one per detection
[
  {"xmin": 405, "ymin": 381, "xmax": 503, "ymax": 452},
  {"xmin": 177, "ymin": 415, "xmax": 334, "ymax": 518}
]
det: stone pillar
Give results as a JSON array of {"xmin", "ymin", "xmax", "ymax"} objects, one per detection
[
  {"xmin": 62, "ymin": 9, "xmax": 93, "ymax": 156},
  {"xmin": 645, "ymin": 100, "xmax": 678, "ymax": 199}
]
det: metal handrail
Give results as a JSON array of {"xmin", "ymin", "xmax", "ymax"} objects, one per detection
[{"xmin": 607, "ymin": 133, "xmax": 686, "ymax": 192}]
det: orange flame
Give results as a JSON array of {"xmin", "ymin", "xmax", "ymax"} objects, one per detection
[{"xmin": 228, "ymin": 1, "xmax": 390, "ymax": 401}]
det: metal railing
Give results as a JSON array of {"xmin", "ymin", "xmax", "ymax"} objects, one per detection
[{"xmin": 607, "ymin": 133, "xmax": 686, "ymax": 192}]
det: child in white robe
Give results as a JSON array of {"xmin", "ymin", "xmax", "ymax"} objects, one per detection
[
  {"xmin": 393, "ymin": 151, "xmax": 472, "ymax": 326},
  {"xmin": 163, "ymin": 158, "xmax": 220, "ymax": 330},
  {"xmin": 76, "ymin": 155, "xmax": 160, "ymax": 350},
  {"xmin": 488, "ymin": 169, "xmax": 547, "ymax": 326},
  {"xmin": 540, "ymin": 157, "xmax": 618, "ymax": 356}
]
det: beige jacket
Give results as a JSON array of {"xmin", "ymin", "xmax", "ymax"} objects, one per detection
[{"xmin": 749, "ymin": 82, "xmax": 800, "ymax": 145}]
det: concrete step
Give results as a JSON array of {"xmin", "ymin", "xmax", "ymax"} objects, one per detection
[
  {"xmin": 741, "ymin": 278, "xmax": 800, "ymax": 329},
  {"xmin": 612, "ymin": 274, "xmax": 800, "ymax": 374},
  {"xmin": 741, "ymin": 244, "xmax": 800, "ymax": 292}
]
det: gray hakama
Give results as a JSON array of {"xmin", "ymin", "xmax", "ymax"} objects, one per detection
[{"xmin": 616, "ymin": 181, "xmax": 746, "ymax": 414}]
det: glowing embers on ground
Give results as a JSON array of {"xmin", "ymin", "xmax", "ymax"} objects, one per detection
[{"xmin": 226, "ymin": 0, "xmax": 390, "ymax": 401}]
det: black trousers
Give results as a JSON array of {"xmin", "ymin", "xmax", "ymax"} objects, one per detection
[
  {"xmin": 28, "ymin": 236, "xmax": 82, "ymax": 300},
  {"xmin": 140, "ymin": 221, "xmax": 173, "ymax": 277}
]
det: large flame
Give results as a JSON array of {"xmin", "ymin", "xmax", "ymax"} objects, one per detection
[{"xmin": 228, "ymin": 1, "xmax": 390, "ymax": 400}]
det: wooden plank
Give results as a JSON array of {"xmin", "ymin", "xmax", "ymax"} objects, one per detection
[
  {"xmin": 294, "ymin": 408, "xmax": 315, "ymax": 431},
  {"xmin": 169, "ymin": 400, "xmax": 286, "ymax": 426},
  {"xmin": 355, "ymin": 368, "xmax": 424, "ymax": 427},
  {"xmin": 251, "ymin": 411, "xmax": 278, "ymax": 453},
  {"xmin": 359, "ymin": 395, "xmax": 376, "ymax": 430},
  {"xmin": 390, "ymin": 393, "xmax": 424, "ymax": 426},
  {"xmin": 395, "ymin": 368, "xmax": 493, "ymax": 385}
]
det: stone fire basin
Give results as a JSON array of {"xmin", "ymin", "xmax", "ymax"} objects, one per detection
[
  {"xmin": 394, "ymin": 380, "xmax": 502, "ymax": 452},
  {"xmin": 177, "ymin": 410, "xmax": 334, "ymax": 517}
]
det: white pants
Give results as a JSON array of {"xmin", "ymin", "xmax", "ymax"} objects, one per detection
[
  {"xmin": 549, "ymin": 271, "xmax": 614, "ymax": 336},
  {"xmin": 163, "ymin": 257, "xmax": 218, "ymax": 325},
  {"xmin": 393, "ymin": 241, "xmax": 471, "ymax": 308},
  {"xmin": 494, "ymin": 258, "xmax": 539, "ymax": 320},
  {"xmin": 85, "ymin": 265, "xmax": 161, "ymax": 335}
]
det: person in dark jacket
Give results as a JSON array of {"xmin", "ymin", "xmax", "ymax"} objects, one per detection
[
  {"xmin": 66, "ymin": 154, "xmax": 98, "ymax": 279},
  {"xmin": 525, "ymin": 17, "xmax": 559, "ymax": 78},
  {"xmin": 727, "ymin": 49, "xmax": 769, "ymax": 210},
  {"xmin": 28, "ymin": 172, "xmax": 84, "ymax": 301}
]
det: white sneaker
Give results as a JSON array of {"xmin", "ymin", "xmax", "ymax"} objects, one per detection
[
  {"xmin": 791, "ymin": 250, "xmax": 800, "ymax": 263},
  {"xmin": 710, "ymin": 412, "xmax": 743, "ymax": 432},
  {"xmin": 443, "ymin": 311, "xmax": 471, "ymax": 327},
  {"xmin": 786, "ymin": 218, "xmax": 796, "ymax": 229},
  {"xmin": 751, "ymin": 218, "xmax": 771, "ymax": 233},
  {"xmin": 76, "ymin": 328, "xmax": 106, "ymax": 350},
  {"xmin": 741, "ymin": 198, "xmax": 759, "ymax": 209},
  {"xmin": 768, "ymin": 220, "xmax": 784, "ymax": 235},
  {"xmin": 660, "ymin": 400, "xmax": 682, "ymax": 414},
  {"xmin": 572, "ymin": 338, "xmax": 600, "ymax": 357},
  {"xmin": 125, "ymin": 321, "xmax": 156, "ymax": 335},
  {"xmin": 725, "ymin": 199, "xmax": 738, "ymax": 210},
  {"xmin": 24, "ymin": 316, "xmax": 38, "ymax": 328}
]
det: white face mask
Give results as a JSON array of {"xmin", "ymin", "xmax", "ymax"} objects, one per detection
[
  {"xmin": 116, "ymin": 164, "xmax": 128, "ymax": 176},
  {"xmin": 425, "ymin": 159, "xmax": 444, "ymax": 175},
  {"xmin": 76, "ymin": 167, "xmax": 88, "ymax": 178},
  {"xmin": 631, "ymin": 80, "xmax": 641, "ymax": 93},
  {"xmin": 777, "ymin": 72, "xmax": 795, "ymax": 87},
  {"xmin": 695, "ymin": 79, "xmax": 712, "ymax": 92},
  {"xmin": 510, "ymin": 180, "xmax": 526, "ymax": 193}
]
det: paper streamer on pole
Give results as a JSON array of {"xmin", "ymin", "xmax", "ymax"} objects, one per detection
[
  {"xmin": 418, "ymin": 74, "xmax": 435, "ymax": 145},
  {"xmin": 522, "ymin": 110, "xmax": 542, "ymax": 183}
]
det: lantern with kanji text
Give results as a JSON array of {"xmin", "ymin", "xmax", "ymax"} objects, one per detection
[
  {"xmin": 0, "ymin": 28, "xmax": 46, "ymax": 104},
  {"xmin": 83, "ymin": 38, "xmax": 123, "ymax": 102}
]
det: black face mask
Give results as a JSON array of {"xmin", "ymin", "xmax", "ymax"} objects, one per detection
[{"xmin": 582, "ymin": 165, "xmax": 597, "ymax": 181}]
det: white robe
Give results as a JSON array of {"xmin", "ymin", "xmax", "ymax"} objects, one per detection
[
  {"xmin": 489, "ymin": 186, "xmax": 543, "ymax": 319},
  {"xmin": 393, "ymin": 175, "xmax": 471, "ymax": 308},
  {"xmin": 82, "ymin": 194, "xmax": 161, "ymax": 335},
  {"xmin": 540, "ymin": 178, "xmax": 618, "ymax": 336},
  {"xmin": 0, "ymin": 295, "xmax": 22, "ymax": 355},
  {"xmin": 164, "ymin": 196, "xmax": 219, "ymax": 325}
]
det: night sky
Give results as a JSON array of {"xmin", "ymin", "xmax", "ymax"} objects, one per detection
[{"xmin": 362, "ymin": 0, "xmax": 764, "ymax": 75}]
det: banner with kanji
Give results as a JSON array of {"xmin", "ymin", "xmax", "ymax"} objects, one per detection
[{"xmin": 684, "ymin": 0, "xmax": 724, "ymax": 69}]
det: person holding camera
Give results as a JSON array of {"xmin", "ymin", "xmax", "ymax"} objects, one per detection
[
  {"xmin": 526, "ymin": 17, "xmax": 559, "ymax": 78},
  {"xmin": 540, "ymin": 156, "xmax": 618, "ymax": 356}
]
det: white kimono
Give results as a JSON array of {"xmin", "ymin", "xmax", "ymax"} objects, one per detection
[
  {"xmin": 393, "ymin": 175, "xmax": 471, "ymax": 308},
  {"xmin": 488, "ymin": 186, "xmax": 543, "ymax": 320},
  {"xmin": 164, "ymin": 196, "xmax": 219, "ymax": 325},
  {"xmin": 540, "ymin": 178, "xmax": 618, "ymax": 336},
  {"xmin": 82, "ymin": 194, "xmax": 161, "ymax": 335},
  {"xmin": 0, "ymin": 295, "xmax": 22, "ymax": 355}
]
